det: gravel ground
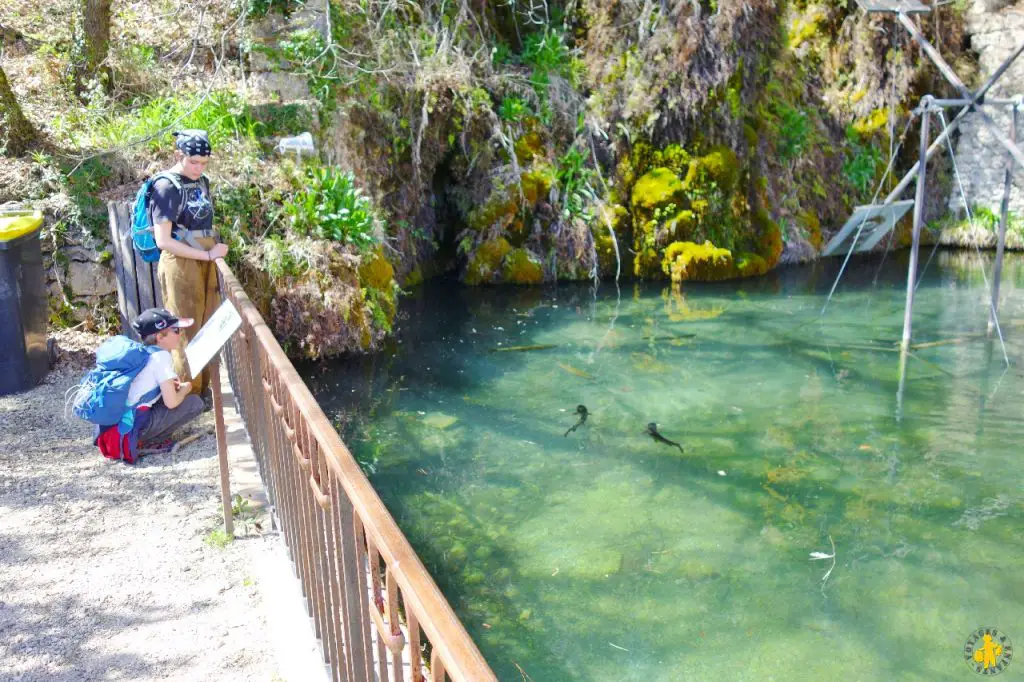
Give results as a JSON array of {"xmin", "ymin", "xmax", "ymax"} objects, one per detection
[{"xmin": 0, "ymin": 332, "xmax": 281, "ymax": 682}]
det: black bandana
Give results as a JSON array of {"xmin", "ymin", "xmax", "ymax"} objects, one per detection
[{"xmin": 173, "ymin": 129, "xmax": 212, "ymax": 157}]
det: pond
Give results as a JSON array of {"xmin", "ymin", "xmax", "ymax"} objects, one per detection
[{"xmin": 301, "ymin": 250, "xmax": 1024, "ymax": 681}]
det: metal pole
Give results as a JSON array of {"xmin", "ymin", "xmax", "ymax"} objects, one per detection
[
  {"xmin": 929, "ymin": 97, "xmax": 1020, "ymax": 108},
  {"xmin": 989, "ymin": 104, "xmax": 1018, "ymax": 334},
  {"xmin": 902, "ymin": 104, "xmax": 931, "ymax": 351},
  {"xmin": 896, "ymin": 347, "xmax": 909, "ymax": 423},
  {"xmin": 211, "ymin": 357, "xmax": 234, "ymax": 536}
]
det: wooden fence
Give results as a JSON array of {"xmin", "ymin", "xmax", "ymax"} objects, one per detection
[{"xmin": 107, "ymin": 202, "xmax": 161, "ymax": 333}]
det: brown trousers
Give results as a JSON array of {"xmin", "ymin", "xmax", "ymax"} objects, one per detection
[{"xmin": 158, "ymin": 236, "xmax": 218, "ymax": 397}]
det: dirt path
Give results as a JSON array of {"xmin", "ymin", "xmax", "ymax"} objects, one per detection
[{"xmin": 0, "ymin": 337, "xmax": 287, "ymax": 682}]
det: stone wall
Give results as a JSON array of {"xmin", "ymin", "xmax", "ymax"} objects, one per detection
[{"xmin": 949, "ymin": 0, "xmax": 1024, "ymax": 217}]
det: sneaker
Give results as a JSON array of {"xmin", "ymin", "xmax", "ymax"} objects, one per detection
[{"xmin": 137, "ymin": 438, "xmax": 175, "ymax": 455}]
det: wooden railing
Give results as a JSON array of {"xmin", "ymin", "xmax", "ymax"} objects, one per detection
[{"xmin": 216, "ymin": 260, "xmax": 496, "ymax": 682}]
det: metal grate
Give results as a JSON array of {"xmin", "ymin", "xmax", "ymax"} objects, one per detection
[
  {"xmin": 822, "ymin": 200, "xmax": 916, "ymax": 256},
  {"xmin": 853, "ymin": 0, "xmax": 931, "ymax": 13}
]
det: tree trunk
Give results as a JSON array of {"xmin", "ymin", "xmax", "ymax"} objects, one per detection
[
  {"xmin": 0, "ymin": 64, "xmax": 35, "ymax": 156},
  {"xmin": 81, "ymin": 0, "xmax": 112, "ymax": 84}
]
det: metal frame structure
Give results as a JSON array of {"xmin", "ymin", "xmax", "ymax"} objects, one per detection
[{"xmin": 827, "ymin": 2, "xmax": 1024, "ymax": 353}]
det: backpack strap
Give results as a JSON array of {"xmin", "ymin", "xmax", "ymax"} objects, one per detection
[
  {"xmin": 148, "ymin": 172, "xmax": 208, "ymax": 249},
  {"xmin": 150, "ymin": 172, "xmax": 185, "ymax": 225}
]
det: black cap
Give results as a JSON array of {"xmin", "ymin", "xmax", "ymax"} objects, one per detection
[
  {"xmin": 173, "ymin": 129, "xmax": 212, "ymax": 157},
  {"xmin": 132, "ymin": 308, "xmax": 194, "ymax": 338}
]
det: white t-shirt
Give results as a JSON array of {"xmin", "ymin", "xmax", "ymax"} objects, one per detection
[{"xmin": 127, "ymin": 350, "xmax": 177, "ymax": 407}]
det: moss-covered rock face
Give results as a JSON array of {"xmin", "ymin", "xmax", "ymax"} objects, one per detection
[
  {"xmin": 503, "ymin": 248, "xmax": 545, "ymax": 284},
  {"xmin": 464, "ymin": 238, "xmax": 513, "ymax": 285},
  {"xmin": 244, "ymin": 240, "xmax": 400, "ymax": 359}
]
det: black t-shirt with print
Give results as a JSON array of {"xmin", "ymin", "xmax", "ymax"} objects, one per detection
[{"xmin": 149, "ymin": 173, "xmax": 214, "ymax": 233}]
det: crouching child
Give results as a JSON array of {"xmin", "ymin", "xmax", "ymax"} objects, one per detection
[{"xmin": 74, "ymin": 308, "xmax": 204, "ymax": 464}]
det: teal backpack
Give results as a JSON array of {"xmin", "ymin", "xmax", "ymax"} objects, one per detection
[{"xmin": 131, "ymin": 172, "xmax": 185, "ymax": 263}]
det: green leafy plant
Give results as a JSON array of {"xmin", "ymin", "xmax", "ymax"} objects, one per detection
[
  {"xmin": 284, "ymin": 166, "xmax": 379, "ymax": 250},
  {"xmin": 205, "ymin": 528, "xmax": 234, "ymax": 549},
  {"xmin": 776, "ymin": 104, "xmax": 810, "ymax": 161},
  {"xmin": 556, "ymin": 147, "xmax": 596, "ymax": 221},
  {"xmin": 499, "ymin": 97, "xmax": 529, "ymax": 123},
  {"xmin": 843, "ymin": 128, "xmax": 884, "ymax": 194}
]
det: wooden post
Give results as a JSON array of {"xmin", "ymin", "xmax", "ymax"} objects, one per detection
[
  {"xmin": 211, "ymin": 357, "xmax": 234, "ymax": 536},
  {"xmin": 902, "ymin": 103, "xmax": 932, "ymax": 351},
  {"xmin": 989, "ymin": 104, "xmax": 1018, "ymax": 335}
]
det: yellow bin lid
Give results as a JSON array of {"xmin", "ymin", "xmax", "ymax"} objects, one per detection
[{"xmin": 0, "ymin": 211, "xmax": 44, "ymax": 242}]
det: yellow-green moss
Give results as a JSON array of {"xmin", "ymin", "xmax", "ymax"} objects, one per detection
[
  {"xmin": 514, "ymin": 131, "xmax": 545, "ymax": 163},
  {"xmin": 799, "ymin": 211, "xmax": 823, "ymax": 250},
  {"xmin": 662, "ymin": 240, "xmax": 734, "ymax": 283},
  {"xmin": 788, "ymin": 10, "xmax": 825, "ymax": 50},
  {"xmin": 358, "ymin": 251, "xmax": 395, "ymax": 289},
  {"xmin": 403, "ymin": 266, "xmax": 424, "ymax": 287},
  {"xmin": 735, "ymin": 252, "xmax": 769, "ymax": 277},
  {"xmin": 631, "ymin": 168, "xmax": 684, "ymax": 212},
  {"xmin": 852, "ymin": 108, "xmax": 893, "ymax": 138},
  {"xmin": 502, "ymin": 248, "xmax": 544, "ymax": 284},
  {"xmin": 469, "ymin": 193, "xmax": 518, "ymax": 231},
  {"xmin": 521, "ymin": 167, "xmax": 553, "ymax": 205},
  {"xmin": 683, "ymin": 146, "xmax": 740, "ymax": 194},
  {"xmin": 465, "ymin": 238, "xmax": 512, "ymax": 285}
]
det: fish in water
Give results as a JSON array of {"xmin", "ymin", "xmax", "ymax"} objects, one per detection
[
  {"xmin": 564, "ymin": 405, "xmax": 589, "ymax": 437},
  {"xmin": 557, "ymin": 362, "xmax": 593, "ymax": 379},
  {"xmin": 647, "ymin": 422, "xmax": 684, "ymax": 453}
]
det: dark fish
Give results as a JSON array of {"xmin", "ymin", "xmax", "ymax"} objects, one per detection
[
  {"xmin": 564, "ymin": 405, "xmax": 589, "ymax": 437},
  {"xmin": 647, "ymin": 422, "xmax": 684, "ymax": 453}
]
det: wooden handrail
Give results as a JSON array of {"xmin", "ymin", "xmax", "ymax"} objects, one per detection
[{"xmin": 216, "ymin": 260, "xmax": 496, "ymax": 682}]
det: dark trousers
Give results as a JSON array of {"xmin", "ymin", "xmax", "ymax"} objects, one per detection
[{"xmin": 137, "ymin": 395, "xmax": 203, "ymax": 443}]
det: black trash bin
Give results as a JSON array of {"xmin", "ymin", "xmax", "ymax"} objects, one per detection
[{"xmin": 0, "ymin": 212, "xmax": 48, "ymax": 395}]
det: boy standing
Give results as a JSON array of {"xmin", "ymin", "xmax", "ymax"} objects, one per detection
[
  {"xmin": 151, "ymin": 129, "xmax": 228, "ymax": 400},
  {"xmin": 95, "ymin": 308, "xmax": 204, "ymax": 462}
]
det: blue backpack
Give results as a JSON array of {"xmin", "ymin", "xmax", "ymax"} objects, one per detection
[
  {"xmin": 131, "ymin": 172, "xmax": 184, "ymax": 263},
  {"xmin": 71, "ymin": 336, "xmax": 162, "ymax": 432}
]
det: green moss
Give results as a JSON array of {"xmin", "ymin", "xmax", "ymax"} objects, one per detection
[
  {"xmin": 465, "ymin": 238, "xmax": 512, "ymax": 285},
  {"xmin": 631, "ymin": 168, "xmax": 684, "ymax": 212},
  {"xmin": 502, "ymin": 248, "xmax": 544, "ymax": 285},
  {"xmin": 683, "ymin": 146, "xmax": 740, "ymax": 194},
  {"xmin": 788, "ymin": 11, "xmax": 824, "ymax": 50},
  {"xmin": 662, "ymin": 240, "xmax": 734, "ymax": 283},
  {"xmin": 403, "ymin": 266, "xmax": 424, "ymax": 287},
  {"xmin": 799, "ymin": 211, "xmax": 823, "ymax": 250},
  {"xmin": 735, "ymin": 252, "xmax": 769, "ymax": 277},
  {"xmin": 753, "ymin": 207, "xmax": 783, "ymax": 267},
  {"xmin": 852, "ymin": 108, "xmax": 893, "ymax": 138},
  {"xmin": 358, "ymin": 250, "xmax": 395, "ymax": 289},
  {"xmin": 469, "ymin": 192, "xmax": 519, "ymax": 232},
  {"xmin": 521, "ymin": 167, "xmax": 553, "ymax": 205},
  {"xmin": 514, "ymin": 131, "xmax": 545, "ymax": 163}
]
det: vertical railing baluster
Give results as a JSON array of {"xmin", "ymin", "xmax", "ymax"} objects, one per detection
[
  {"xmin": 367, "ymin": 540, "xmax": 389, "ymax": 681},
  {"xmin": 387, "ymin": 571, "xmax": 405, "ymax": 682},
  {"xmin": 409, "ymin": 610, "xmax": 424, "ymax": 682}
]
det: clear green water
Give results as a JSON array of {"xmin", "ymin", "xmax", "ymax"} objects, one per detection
[{"xmin": 302, "ymin": 251, "xmax": 1024, "ymax": 681}]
